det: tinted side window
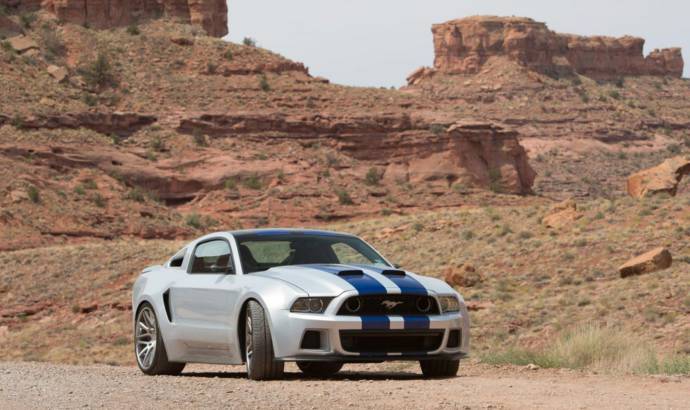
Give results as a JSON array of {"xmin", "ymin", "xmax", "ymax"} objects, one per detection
[
  {"xmin": 190, "ymin": 240, "xmax": 233, "ymax": 274},
  {"xmin": 169, "ymin": 248, "xmax": 186, "ymax": 268}
]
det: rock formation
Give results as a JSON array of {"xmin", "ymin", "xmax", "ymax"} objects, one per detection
[
  {"xmin": 410, "ymin": 16, "xmax": 683, "ymax": 83},
  {"xmin": 627, "ymin": 156, "xmax": 690, "ymax": 198},
  {"xmin": 3, "ymin": 0, "xmax": 228, "ymax": 37},
  {"xmin": 619, "ymin": 247, "xmax": 673, "ymax": 278},
  {"xmin": 542, "ymin": 198, "xmax": 582, "ymax": 229},
  {"xmin": 179, "ymin": 114, "xmax": 536, "ymax": 195}
]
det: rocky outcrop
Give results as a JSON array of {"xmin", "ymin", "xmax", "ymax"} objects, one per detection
[
  {"xmin": 443, "ymin": 264, "xmax": 483, "ymax": 288},
  {"xmin": 627, "ymin": 156, "xmax": 690, "ymax": 198},
  {"xmin": 413, "ymin": 16, "xmax": 683, "ymax": 82},
  {"xmin": 37, "ymin": 0, "xmax": 228, "ymax": 37},
  {"xmin": 179, "ymin": 114, "xmax": 536, "ymax": 194},
  {"xmin": 542, "ymin": 198, "xmax": 582, "ymax": 228},
  {"xmin": 3, "ymin": 112, "xmax": 157, "ymax": 137},
  {"xmin": 619, "ymin": 247, "xmax": 673, "ymax": 278}
]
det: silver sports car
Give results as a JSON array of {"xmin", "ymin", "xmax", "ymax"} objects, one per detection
[{"xmin": 132, "ymin": 229, "xmax": 470, "ymax": 379}]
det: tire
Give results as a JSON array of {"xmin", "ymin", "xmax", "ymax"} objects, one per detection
[
  {"xmin": 297, "ymin": 361, "xmax": 343, "ymax": 378},
  {"xmin": 245, "ymin": 300, "xmax": 284, "ymax": 380},
  {"xmin": 134, "ymin": 303, "xmax": 185, "ymax": 376},
  {"xmin": 419, "ymin": 359, "xmax": 459, "ymax": 378}
]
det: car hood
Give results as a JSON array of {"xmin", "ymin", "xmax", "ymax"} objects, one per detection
[{"xmin": 251, "ymin": 264, "xmax": 454, "ymax": 297}]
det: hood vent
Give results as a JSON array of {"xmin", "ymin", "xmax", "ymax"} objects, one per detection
[
  {"xmin": 338, "ymin": 270, "xmax": 364, "ymax": 276},
  {"xmin": 381, "ymin": 269, "xmax": 406, "ymax": 276}
]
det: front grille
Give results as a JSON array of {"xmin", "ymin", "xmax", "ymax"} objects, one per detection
[
  {"xmin": 340, "ymin": 330, "xmax": 443, "ymax": 353},
  {"xmin": 337, "ymin": 294, "xmax": 440, "ymax": 316}
]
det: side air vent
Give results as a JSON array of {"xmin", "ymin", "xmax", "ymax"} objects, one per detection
[
  {"xmin": 381, "ymin": 270, "xmax": 406, "ymax": 276},
  {"xmin": 162, "ymin": 290, "xmax": 173, "ymax": 322},
  {"xmin": 338, "ymin": 270, "xmax": 364, "ymax": 276}
]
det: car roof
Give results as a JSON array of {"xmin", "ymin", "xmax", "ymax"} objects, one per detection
[{"xmin": 227, "ymin": 228, "xmax": 356, "ymax": 237}]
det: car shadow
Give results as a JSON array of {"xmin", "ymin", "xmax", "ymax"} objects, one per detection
[{"xmin": 180, "ymin": 370, "xmax": 427, "ymax": 381}]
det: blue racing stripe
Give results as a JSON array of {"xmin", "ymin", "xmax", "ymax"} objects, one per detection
[
  {"xmin": 402, "ymin": 315, "xmax": 430, "ymax": 330},
  {"xmin": 310, "ymin": 264, "xmax": 388, "ymax": 296},
  {"xmin": 364, "ymin": 266, "xmax": 428, "ymax": 296},
  {"xmin": 361, "ymin": 315, "xmax": 391, "ymax": 330}
]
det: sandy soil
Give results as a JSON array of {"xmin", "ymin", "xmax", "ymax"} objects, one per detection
[{"xmin": 0, "ymin": 361, "xmax": 688, "ymax": 409}]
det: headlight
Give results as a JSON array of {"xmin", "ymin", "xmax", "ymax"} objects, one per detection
[
  {"xmin": 438, "ymin": 296, "xmax": 460, "ymax": 313},
  {"xmin": 290, "ymin": 297, "xmax": 333, "ymax": 313}
]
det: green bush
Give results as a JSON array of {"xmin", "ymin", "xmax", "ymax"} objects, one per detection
[
  {"xmin": 429, "ymin": 124, "xmax": 446, "ymax": 135},
  {"xmin": 27, "ymin": 186, "xmax": 40, "ymax": 203},
  {"xmin": 365, "ymin": 168, "xmax": 382, "ymax": 186},
  {"xmin": 336, "ymin": 188, "xmax": 353, "ymax": 205},
  {"xmin": 242, "ymin": 174, "xmax": 263, "ymax": 190},
  {"xmin": 608, "ymin": 90, "xmax": 621, "ymax": 100},
  {"xmin": 19, "ymin": 13, "xmax": 36, "ymax": 29},
  {"xmin": 259, "ymin": 74, "xmax": 270, "ymax": 92},
  {"xmin": 126, "ymin": 25, "xmax": 140, "ymax": 36},
  {"xmin": 186, "ymin": 213, "xmax": 202, "ymax": 229},
  {"xmin": 223, "ymin": 49, "xmax": 233, "ymax": 61},
  {"xmin": 488, "ymin": 168, "xmax": 503, "ymax": 193},
  {"xmin": 80, "ymin": 53, "xmax": 116, "ymax": 90},
  {"xmin": 40, "ymin": 29, "xmax": 66, "ymax": 62},
  {"xmin": 243, "ymin": 37, "xmax": 257, "ymax": 47}
]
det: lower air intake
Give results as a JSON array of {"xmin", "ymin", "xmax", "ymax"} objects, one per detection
[{"xmin": 339, "ymin": 330, "xmax": 443, "ymax": 353}]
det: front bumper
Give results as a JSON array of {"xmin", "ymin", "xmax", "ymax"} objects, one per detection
[{"xmin": 269, "ymin": 293, "xmax": 470, "ymax": 362}]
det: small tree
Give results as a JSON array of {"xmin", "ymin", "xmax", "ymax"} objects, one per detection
[
  {"xmin": 259, "ymin": 74, "xmax": 270, "ymax": 92},
  {"xmin": 243, "ymin": 37, "xmax": 257, "ymax": 47},
  {"xmin": 80, "ymin": 53, "xmax": 116, "ymax": 90}
]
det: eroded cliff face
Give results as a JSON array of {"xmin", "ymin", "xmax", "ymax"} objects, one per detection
[
  {"xmin": 424, "ymin": 16, "xmax": 683, "ymax": 80},
  {"xmin": 2, "ymin": 0, "xmax": 228, "ymax": 37}
]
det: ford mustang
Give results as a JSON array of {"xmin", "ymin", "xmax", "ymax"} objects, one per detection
[{"xmin": 132, "ymin": 229, "xmax": 470, "ymax": 379}]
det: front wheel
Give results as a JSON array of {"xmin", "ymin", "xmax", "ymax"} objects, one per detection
[
  {"xmin": 134, "ymin": 303, "xmax": 185, "ymax": 376},
  {"xmin": 245, "ymin": 300, "xmax": 284, "ymax": 380},
  {"xmin": 419, "ymin": 359, "xmax": 459, "ymax": 378},
  {"xmin": 297, "ymin": 361, "xmax": 343, "ymax": 377}
]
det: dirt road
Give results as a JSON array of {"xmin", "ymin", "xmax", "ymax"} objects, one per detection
[{"xmin": 0, "ymin": 361, "xmax": 688, "ymax": 409}]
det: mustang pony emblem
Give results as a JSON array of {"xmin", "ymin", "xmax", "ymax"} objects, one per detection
[{"xmin": 381, "ymin": 300, "xmax": 404, "ymax": 310}]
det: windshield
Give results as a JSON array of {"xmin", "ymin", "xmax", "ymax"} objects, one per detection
[{"xmin": 234, "ymin": 232, "xmax": 390, "ymax": 274}]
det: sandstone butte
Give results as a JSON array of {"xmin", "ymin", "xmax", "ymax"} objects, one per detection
[
  {"xmin": 407, "ymin": 16, "xmax": 683, "ymax": 84},
  {"xmin": 0, "ymin": 0, "xmax": 228, "ymax": 37}
]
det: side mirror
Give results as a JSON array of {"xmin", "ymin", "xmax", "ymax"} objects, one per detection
[{"xmin": 210, "ymin": 264, "xmax": 234, "ymax": 274}]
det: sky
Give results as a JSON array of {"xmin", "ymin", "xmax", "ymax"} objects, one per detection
[{"xmin": 225, "ymin": 0, "xmax": 688, "ymax": 87}]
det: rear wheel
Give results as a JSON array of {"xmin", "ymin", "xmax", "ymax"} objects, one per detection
[
  {"xmin": 245, "ymin": 300, "xmax": 284, "ymax": 380},
  {"xmin": 297, "ymin": 361, "xmax": 343, "ymax": 377},
  {"xmin": 419, "ymin": 359, "xmax": 459, "ymax": 378},
  {"xmin": 135, "ymin": 303, "xmax": 185, "ymax": 376}
]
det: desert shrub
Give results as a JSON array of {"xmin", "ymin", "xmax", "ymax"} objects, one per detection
[
  {"xmin": 81, "ymin": 179, "xmax": 97, "ymax": 190},
  {"xmin": 224, "ymin": 178, "xmax": 237, "ymax": 191},
  {"xmin": 151, "ymin": 136, "xmax": 165, "ymax": 152},
  {"xmin": 80, "ymin": 53, "xmax": 116, "ymax": 90},
  {"xmin": 125, "ymin": 187, "xmax": 146, "ymax": 202},
  {"xmin": 259, "ymin": 74, "xmax": 270, "ymax": 91},
  {"xmin": 223, "ymin": 49, "xmax": 233, "ymax": 61},
  {"xmin": 126, "ymin": 24, "xmax": 140, "ymax": 36},
  {"xmin": 19, "ymin": 12, "xmax": 36, "ymax": 29},
  {"xmin": 365, "ymin": 168, "xmax": 382, "ymax": 186},
  {"xmin": 667, "ymin": 144, "xmax": 681, "ymax": 154},
  {"xmin": 242, "ymin": 174, "xmax": 263, "ymax": 190},
  {"xmin": 429, "ymin": 124, "xmax": 446, "ymax": 135},
  {"xmin": 482, "ymin": 324, "xmax": 689, "ymax": 375},
  {"xmin": 40, "ymin": 29, "xmax": 66, "ymax": 62},
  {"xmin": 27, "ymin": 186, "xmax": 40, "ymax": 203},
  {"xmin": 243, "ymin": 37, "xmax": 257, "ymax": 47},
  {"xmin": 336, "ymin": 188, "xmax": 353, "ymax": 205},
  {"xmin": 488, "ymin": 168, "xmax": 503, "ymax": 193},
  {"xmin": 91, "ymin": 193, "xmax": 106, "ymax": 208},
  {"xmin": 608, "ymin": 90, "xmax": 621, "ymax": 100},
  {"xmin": 192, "ymin": 131, "xmax": 207, "ymax": 147},
  {"xmin": 186, "ymin": 213, "xmax": 202, "ymax": 229}
]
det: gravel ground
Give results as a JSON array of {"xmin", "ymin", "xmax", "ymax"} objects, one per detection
[{"xmin": 0, "ymin": 361, "xmax": 688, "ymax": 409}]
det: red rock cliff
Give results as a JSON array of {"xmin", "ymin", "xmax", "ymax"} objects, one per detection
[
  {"xmin": 3, "ymin": 0, "xmax": 228, "ymax": 37},
  {"xmin": 429, "ymin": 16, "xmax": 683, "ymax": 79}
]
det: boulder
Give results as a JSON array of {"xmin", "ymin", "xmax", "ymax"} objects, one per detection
[
  {"xmin": 7, "ymin": 35, "xmax": 38, "ymax": 53},
  {"xmin": 627, "ymin": 156, "xmax": 690, "ymax": 198},
  {"xmin": 542, "ymin": 198, "xmax": 582, "ymax": 228},
  {"xmin": 46, "ymin": 65, "xmax": 68, "ymax": 82},
  {"xmin": 619, "ymin": 247, "xmax": 673, "ymax": 278},
  {"xmin": 443, "ymin": 264, "xmax": 483, "ymax": 287}
]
